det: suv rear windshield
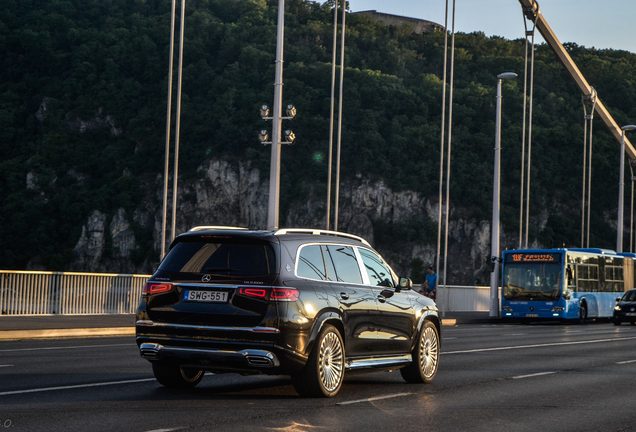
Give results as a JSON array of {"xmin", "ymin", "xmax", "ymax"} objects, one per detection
[{"xmin": 160, "ymin": 238, "xmax": 278, "ymax": 276}]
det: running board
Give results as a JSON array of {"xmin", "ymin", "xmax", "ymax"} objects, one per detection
[{"xmin": 345, "ymin": 354, "xmax": 412, "ymax": 370}]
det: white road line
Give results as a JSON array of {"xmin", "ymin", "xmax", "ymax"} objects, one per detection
[
  {"xmin": 513, "ymin": 371, "xmax": 557, "ymax": 380},
  {"xmin": 0, "ymin": 378, "xmax": 156, "ymax": 396},
  {"xmin": 337, "ymin": 392, "xmax": 412, "ymax": 406},
  {"xmin": 616, "ymin": 359, "xmax": 636, "ymax": 364},
  {"xmin": 0, "ymin": 343, "xmax": 133, "ymax": 353},
  {"xmin": 441, "ymin": 336, "xmax": 636, "ymax": 355},
  {"xmin": 0, "ymin": 365, "xmax": 14, "ymax": 368},
  {"xmin": 144, "ymin": 429, "xmax": 183, "ymax": 432}
]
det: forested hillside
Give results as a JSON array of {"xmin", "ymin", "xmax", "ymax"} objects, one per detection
[{"xmin": 1, "ymin": 0, "xmax": 635, "ymax": 279}]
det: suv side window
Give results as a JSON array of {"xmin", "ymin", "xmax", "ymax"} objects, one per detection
[
  {"xmin": 297, "ymin": 245, "xmax": 327, "ymax": 280},
  {"xmin": 359, "ymin": 248, "xmax": 395, "ymax": 288},
  {"xmin": 324, "ymin": 245, "xmax": 363, "ymax": 284}
]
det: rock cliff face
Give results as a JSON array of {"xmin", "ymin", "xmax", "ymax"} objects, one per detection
[{"xmin": 72, "ymin": 158, "xmax": 499, "ymax": 284}]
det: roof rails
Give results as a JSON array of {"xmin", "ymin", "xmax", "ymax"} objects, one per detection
[
  {"xmin": 274, "ymin": 228, "xmax": 370, "ymax": 246},
  {"xmin": 188, "ymin": 226, "xmax": 248, "ymax": 232}
]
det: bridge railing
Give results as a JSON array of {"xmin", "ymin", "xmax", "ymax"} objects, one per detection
[
  {"xmin": 1, "ymin": 270, "xmax": 492, "ymax": 316},
  {"xmin": 0, "ymin": 271, "xmax": 150, "ymax": 315}
]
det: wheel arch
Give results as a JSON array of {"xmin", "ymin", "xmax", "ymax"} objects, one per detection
[
  {"xmin": 415, "ymin": 310, "xmax": 442, "ymax": 350},
  {"xmin": 305, "ymin": 310, "xmax": 344, "ymax": 356}
]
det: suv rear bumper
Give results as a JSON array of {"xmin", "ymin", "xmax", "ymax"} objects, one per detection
[{"xmin": 136, "ymin": 320, "xmax": 308, "ymax": 374}]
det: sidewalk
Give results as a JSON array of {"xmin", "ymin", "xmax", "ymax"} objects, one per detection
[{"xmin": 0, "ymin": 312, "xmax": 500, "ymax": 340}]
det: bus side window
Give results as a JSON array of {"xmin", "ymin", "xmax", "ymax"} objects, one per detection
[{"xmin": 566, "ymin": 266, "xmax": 573, "ymax": 286}]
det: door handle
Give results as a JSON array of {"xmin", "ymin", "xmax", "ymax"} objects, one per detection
[
  {"xmin": 340, "ymin": 292, "xmax": 349, "ymax": 300},
  {"xmin": 377, "ymin": 295, "xmax": 386, "ymax": 303}
]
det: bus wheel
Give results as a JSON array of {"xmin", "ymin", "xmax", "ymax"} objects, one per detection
[{"xmin": 578, "ymin": 303, "xmax": 587, "ymax": 325}]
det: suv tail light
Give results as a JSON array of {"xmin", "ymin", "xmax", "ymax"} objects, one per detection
[
  {"xmin": 238, "ymin": 287, "xmax": 299, "ymax": 302},
  {"xmin": 142, "ymin": 282, "xmax": 173, "ymax": 295}
]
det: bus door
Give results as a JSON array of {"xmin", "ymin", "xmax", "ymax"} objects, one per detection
[{"xmin": 624, "ymin": 258, "xmax": 634, "ymax": 292}]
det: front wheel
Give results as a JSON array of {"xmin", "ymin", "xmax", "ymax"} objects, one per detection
[
  {"xmin": 400, "ymin": 320, "xmax": 440, "ymax": 384},
  {"xmin": 152, "ymin": 363, "xmax": 204, "ymax": 388},
  {"xmin": 292, "ymin": 324, "xmax": 344, "ymax": 398}
]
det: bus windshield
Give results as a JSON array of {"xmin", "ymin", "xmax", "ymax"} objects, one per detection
[{"xmin": 503, "ymin": 263, "xmax": 563, "ymax": 301}]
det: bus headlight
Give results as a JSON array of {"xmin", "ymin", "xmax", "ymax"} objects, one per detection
[
  {"xmin": 501, "ymin": 306, "xmax": 513, "ymax": 312},
  {"xmin": 551, "ymin": 306, "xmax": 565, "ymax": 312}
]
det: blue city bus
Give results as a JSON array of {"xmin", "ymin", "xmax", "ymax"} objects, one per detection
[{"xmin": 500, "ymin": 248, "xmax": 636, "ymax": 322}]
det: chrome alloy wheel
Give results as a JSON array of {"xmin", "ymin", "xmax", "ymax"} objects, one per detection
[
  {"xmin": 419, "ymin": 326, "xmax": 439, "ymax": 379},
  {"xmin": 318, "ymin": 331, "xmax": 344, "ymax": 392}
]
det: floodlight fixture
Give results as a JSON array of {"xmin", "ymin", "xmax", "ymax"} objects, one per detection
[
  {"xmin": 285, "ymin": 104, "xmax": 297, "ymax": 119},
  {"xmin": 283, "ymin": 130, "xmax": 295, "ymax": 144},
  {"xmin": 260, "ymin": 105, "xmax": 270, "ymax": 119}
]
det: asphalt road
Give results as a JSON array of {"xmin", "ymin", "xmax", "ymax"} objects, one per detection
[{"xmin": 2, "ymin": 321, "xmax": 636, "ymax": 432}]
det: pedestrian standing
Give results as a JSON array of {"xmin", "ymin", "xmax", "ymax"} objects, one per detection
[{"xmin": 425, "ymin": 267, "xmax": 437, "ymax": 300}]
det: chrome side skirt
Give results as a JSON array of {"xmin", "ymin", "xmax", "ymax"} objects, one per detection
[{"xmin": 345, "ymin": 354, "xmax": 412, "ymax": 370}]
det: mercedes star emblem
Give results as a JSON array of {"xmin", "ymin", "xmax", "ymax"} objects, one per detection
[{"xmin": 201, "ymin": 274, "xmax": 211, "ymax": 282}]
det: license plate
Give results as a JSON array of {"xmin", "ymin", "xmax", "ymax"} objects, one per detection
[
  {"xmin": 184, "ymin": 290, "xmax": 228, "ymax": 303},
  {"xmin": 525, "ymin": 313, "xmax": 539, "ymax": 318},
  {"xmin": 626, "ymin": 313, "xmax": 636, "ymax": 316}
]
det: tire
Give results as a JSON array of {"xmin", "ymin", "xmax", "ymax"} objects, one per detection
[
  {"xmin": 152, "ymin": 363, "xmax": 204, "ymax": 388},
  {"xmin": 613, "ymin": 317, "xmax": 622, "ymax": 326},
  {"xmin": 578, "ymin": 302, "xmax": 587, "ymax": 325},
  {"xmin": 400, "ymin": 320, "xmax": 440, "ymax": 384},
  {"xmin": 292, "ymin": 324, "xmax": 344, "ymax": 398}
]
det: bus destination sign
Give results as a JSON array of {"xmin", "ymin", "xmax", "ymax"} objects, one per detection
[{"xmin": 506, "ymin": 253, "xmax": 561, "ymax": 263}]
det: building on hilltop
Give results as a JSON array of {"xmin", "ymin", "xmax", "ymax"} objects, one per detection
[{"xmin": 353, "ymin": 10, "xmax": 444, "ymax": 34}]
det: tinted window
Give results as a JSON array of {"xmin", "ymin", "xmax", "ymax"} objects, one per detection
[
  {"xmin": 623, "ymin": 290, "xmax": 636, "ymax": 302},
  {"xmin": 297, "ymin": 245, "xmax": 326, "ymax": 280},
  {"xmin": 324, "ymin": 245, "xmax": 363, "ymax": 284},
  {"xmin": 359, "ymin": 249, "xmax": 395, "ymax": 287},
  {"xmin": 160, "ymin": 240, "xmax": 277, "ymax": 276}
]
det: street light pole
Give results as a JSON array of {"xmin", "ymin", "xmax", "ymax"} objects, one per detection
[
  {"xmin": 617, "ymin": 125, "xmax": 636, "ymax": 252},
  {"xmin": 267, "ymin": 0, "xmax": 285, "ymax": 231},
  {"xmin": 490, "ymin": 72, "xmax": 517, "ymax": 318}
]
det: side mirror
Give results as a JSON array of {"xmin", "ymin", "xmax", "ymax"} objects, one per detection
[
  {"xmin": 616, "ymin": 297, "xmax": 622, "ymax": 303},
  {"xmin": 399, "ymin": 277, "xmax": 413, "ymax": 290},
  {"xmin": 563, "ymin": 289, "xmax": 572, "ymax": 301}
]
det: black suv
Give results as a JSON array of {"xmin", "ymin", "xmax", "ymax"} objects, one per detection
[{"xmin": 136, "ymin": 227, "xmax": 441, "ymax": 397}]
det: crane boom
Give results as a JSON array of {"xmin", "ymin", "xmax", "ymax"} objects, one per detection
[{"xmin": 518, "ymin": 0, "xmax": 635, "ymax": 159}]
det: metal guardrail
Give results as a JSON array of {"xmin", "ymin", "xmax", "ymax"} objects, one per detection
[
  {"xmin": 0, "ymin": 271, "xmax": 490, "ymax": 316},
  {"xmin": 0, "ymin": 271, "xmax": 150, "ymax": 315}
]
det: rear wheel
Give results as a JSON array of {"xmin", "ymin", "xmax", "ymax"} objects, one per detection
[
  {"xmin": 400, "ymin": 320, "xmax": 439, "ymax": 384},
  {"xmin": 152, "ymin": 363, "xmax": 204, "ymax": 388},
  {"xmin": 578, "ymin": 302, "xmax": 587, "ymax": 325},
  {"xmin": 292, "ymin": 324, "xmax": 344, "ymax": 398}
]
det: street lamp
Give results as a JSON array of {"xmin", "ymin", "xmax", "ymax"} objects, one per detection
[
  {"xmin": 617, "ymin": 124, "xmax": 636, "ymax": 252},
  {"xmin": 490, "ymin": 72, "xmax": 517, "ymax": 318}
]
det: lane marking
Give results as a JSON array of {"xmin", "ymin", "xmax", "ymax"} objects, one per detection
[
  {"xmin": 442, "ymin": 336, "xmax": 636, "ymax": 355},
  {"xmin": 616, "ymin": 360, "xmax": 636, "ymax": 364},
  {"xmin": 513, "ymin": 371, "xmax": 557, "ymax": 380},
  {"xmin": 0, "ymin": 365, "xmax": 14, "ymax": 368},
  {"xmin": 0, "ymin": 343, "xmax": 134, "ymax": 353},
  {"xmin": 144, "ymin": 429, "xmax": 183, "ymax": 432},
  {"xmin": 0, "ymin": 378, "xmax": 155, "ymax": 396},
  {"xmin": 337, "ymin": 392, "xmax": 412, "ymax": 406}
]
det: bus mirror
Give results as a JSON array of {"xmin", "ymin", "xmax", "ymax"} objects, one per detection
[
  {"xmin": 566, "ymin": 267, "xmax": 574, "ymax": 285},
  {"xmin": 563, "ymin": 289, "xmax": 572, "ymax": 301}
]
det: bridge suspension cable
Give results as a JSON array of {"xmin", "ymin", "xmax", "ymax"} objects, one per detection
[{"xmin": 519, "ymin": 10, "xmax": 536, "ymax": 249}]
